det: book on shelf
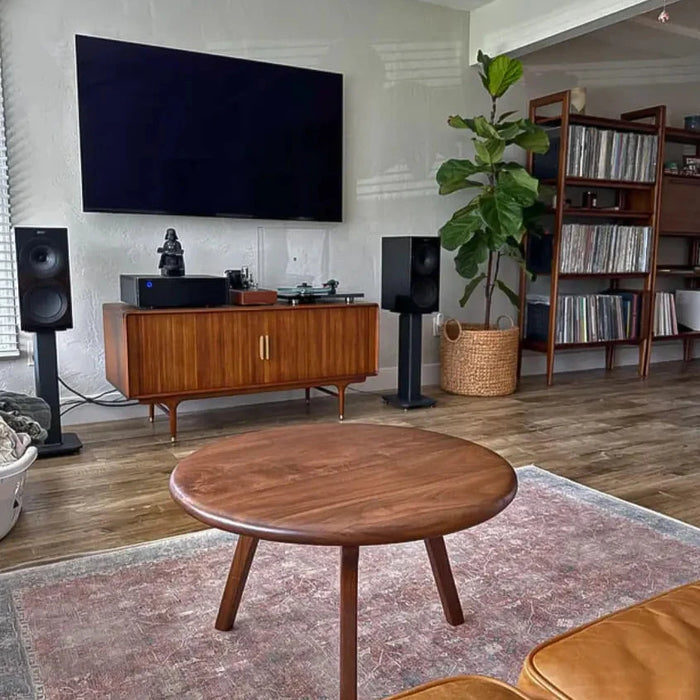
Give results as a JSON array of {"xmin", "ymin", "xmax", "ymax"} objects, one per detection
[
  {"xmin": 559, "ymin": 224, "xmax": 652, "ymax": 274},
  {"xmin": 525, "ymin": 291, "xmax": 642, "ymax": 344},
  {"xmin": 653, "ymin": 291, "xmax": 679, "ymax": 336}
]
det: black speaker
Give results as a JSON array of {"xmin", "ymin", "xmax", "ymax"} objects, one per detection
[
  {"xmin": 381, "ymin": 236, "xmax": 440, "ymax": 315},
  {"xmin": 381, "ymin": 236, "xmax": 439, "ymax": 410},
  {"xmin": 14, "ymin": 227, "xmax": 81, "ymax": 457},
  {"xmin": 15, "ymin": 227, "xmax": 73, "ymax": 331}
]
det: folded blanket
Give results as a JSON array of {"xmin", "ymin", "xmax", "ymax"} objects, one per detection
[
  {"xmin": 0, "ymin": 415, "xmax": 31, "ymax": 464},
  {"xmin": 0, "ymin": 409, "xmax": 48, "ymax": 445}
]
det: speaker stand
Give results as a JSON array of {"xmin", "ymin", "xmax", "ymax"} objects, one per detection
[
  {"xmin": 383, "ymin": 313, "xmax": 436, "ymax": 410},
  {"xmin": 34, "ymin": 330, "xmax": 82, "ymax": 458}
]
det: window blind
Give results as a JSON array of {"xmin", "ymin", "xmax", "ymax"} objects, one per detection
[{"xmin": 0, "ymin": 56, "xmax": 18, "ymax": 357}]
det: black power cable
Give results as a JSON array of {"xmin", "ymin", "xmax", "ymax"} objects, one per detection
[{"xmin": 58, "ymin": 377, "xmax": 139, "ymax": 417}]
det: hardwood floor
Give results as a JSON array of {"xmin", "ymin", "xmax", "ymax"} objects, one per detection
[{"xmin": 1, "ymin": 361, "xmax": 698, "ymax": 572}]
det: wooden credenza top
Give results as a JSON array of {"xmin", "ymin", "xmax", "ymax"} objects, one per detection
[{"xmin": 104, "ymin": 301, "xmax": 379, "ymax": 316}]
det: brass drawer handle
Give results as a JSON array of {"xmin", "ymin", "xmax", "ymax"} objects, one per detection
[
  {"xmin": 259, "ymin": 335, "xmax": 265, "ymax": 360},
  {"xmin": 265, "ymin": 334, "xmax": 270, "ymax": 360}
]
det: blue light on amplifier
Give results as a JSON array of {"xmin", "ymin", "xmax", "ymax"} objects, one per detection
[{"xmin": 146, "ymin": 280, "xmax": 153, "ymax": 288}]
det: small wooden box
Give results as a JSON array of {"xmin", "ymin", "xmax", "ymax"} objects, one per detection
[{"xmin": 229, "ymin": 288, "xmax": 278, "ymax": 305}]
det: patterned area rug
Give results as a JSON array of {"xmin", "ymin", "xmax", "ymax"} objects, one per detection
[{"xmin": 1, "ymin": 466, "xmax": 699, "ymax": 700}]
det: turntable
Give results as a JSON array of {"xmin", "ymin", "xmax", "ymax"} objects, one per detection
[{"xmin": 277, "ymin": 280, "xmax": 364, "ymax": 305}]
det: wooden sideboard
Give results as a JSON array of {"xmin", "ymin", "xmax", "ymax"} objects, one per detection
[{"xmin": 103, "ymin": 302, "xmax": 379, "ymax": 441}]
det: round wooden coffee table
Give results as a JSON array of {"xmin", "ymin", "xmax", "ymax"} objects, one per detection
[{"xmin": 169, "ymin": 424, "xmax": 517, "ymax": 700}]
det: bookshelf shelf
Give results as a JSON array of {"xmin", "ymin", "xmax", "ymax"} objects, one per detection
[
  {"xmin": 535, "ymin": 114, "xmax": 657, "ymax": 134},
  {"xmin": 652, "ymin": 330, "xmax": 700, "ymax": 341},
  {"xmin": 551, "ymin": 207, "xmax": 653, "ymax": 219},
  {"xmin": 559, "ymin": 272, "xmax": 649, "ymax": 279},
  {"xmin": 541, "ymin": 177, "xmax": 655, "ymax": 190},
  {"xmin": 665, "ymin": 127, "xmax": 700, "ymax": 145},
  {"xmin": 523, "ymin": 338, "xmax": 643, "ymax": 353},
  {"xmin": 656, "ymin": 266, "xmax": 700, "ymax": 277}
]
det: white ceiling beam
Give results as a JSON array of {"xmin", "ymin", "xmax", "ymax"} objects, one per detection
[{"xmin": 468, "ymin": 0, "xmax": 680, "ymax": 65}]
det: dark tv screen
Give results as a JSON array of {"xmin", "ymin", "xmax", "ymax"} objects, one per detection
[{"xmin": 75, "ymin": 35, "xmax": 343, "ymax": 222}]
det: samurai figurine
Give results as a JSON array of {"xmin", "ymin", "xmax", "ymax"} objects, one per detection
[{"xmin": 157, "ymin": 228, "xmax": 185, "ymax": 277}]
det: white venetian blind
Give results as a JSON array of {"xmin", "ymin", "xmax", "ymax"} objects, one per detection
[{"xmin": 0, "ymin": 55, "xmax": 17, "ymax": 357}]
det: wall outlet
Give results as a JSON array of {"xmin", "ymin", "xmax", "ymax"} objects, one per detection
[{"xmin": 432, "ymin": 312, "xmax": 444, "ymax": 337}]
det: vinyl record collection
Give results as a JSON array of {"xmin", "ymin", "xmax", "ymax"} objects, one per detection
[
  {"xmin": 526, "ymin": 291, "xmax": 642, "ymax": 344},
  {"xmin": 653, "ymin": 292, "xmax": 678, "ymax": 337},
  {"xmin": 559, "ymin": 224, "xmax": 652, "ymax": 274},
  {"xmin": 566, "ymin": 126, "xmax": 658, "ymax": 182}
]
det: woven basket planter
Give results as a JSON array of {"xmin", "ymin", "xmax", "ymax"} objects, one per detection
[{"xmin": 440, "ymin": 317, "xmax": 520, "ymax": 397}]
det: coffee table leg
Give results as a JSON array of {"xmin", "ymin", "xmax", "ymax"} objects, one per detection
[
  {"xmin": 215, "ymin": 535, "xmax": 259, "ymax": 631},
  {"xmin": 340, "ymin": 545, "xmax": 359, "ymax": 700},
  {"xmin": 424, "ymin": 537, "xmax": 465, "ymax": 626}
]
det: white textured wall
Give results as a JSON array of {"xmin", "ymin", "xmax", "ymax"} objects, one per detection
[{"xmin": 1, "ymin": 0, "xmax": 537, "ymax": 421}]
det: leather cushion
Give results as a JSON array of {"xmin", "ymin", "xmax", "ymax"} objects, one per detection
[
  {"xmin": 518, "ymin": 580, "xmax": 700, "ymax": 699},
  {"xmin": 386, "ymin": 675, "xmax": 532, "ymax": 699}
]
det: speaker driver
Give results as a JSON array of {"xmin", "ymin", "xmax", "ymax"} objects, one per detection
[
  {"xmin": 22, "ymin": 284, "xmax": 69, "ymax": 325},
  {"xmin": 23, "ymin": 241, "xmax": 65, "ymax": 278},
  {"xmin": 412, "ymin": 242, "xmax": 439, "ymax": 276},
  {"xmin": 411, "ymin": 278, "xmax": 438, "ymax": 309}
]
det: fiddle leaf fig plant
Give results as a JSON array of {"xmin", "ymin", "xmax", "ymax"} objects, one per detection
[{"xmin": 436, "ymin": 50, "xmax": 549, "ymax": 327}]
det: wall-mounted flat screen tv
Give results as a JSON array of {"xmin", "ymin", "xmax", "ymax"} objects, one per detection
[{"xmin": 75, "ymin": 35, "xmax": 343, "ymax": 222}]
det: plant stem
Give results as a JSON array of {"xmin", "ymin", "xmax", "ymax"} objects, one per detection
[
  {"xmin": 483, "ymin": 94, "xmax": 500, "ymax": 329},
  {"xmin": 484, "ymin": 251, "xmax": 494, "ymax": 328}
]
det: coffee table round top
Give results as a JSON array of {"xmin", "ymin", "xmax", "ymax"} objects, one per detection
[{"xmin": 169, "ymin": 423, "xmax": 517, "ymax": 546}]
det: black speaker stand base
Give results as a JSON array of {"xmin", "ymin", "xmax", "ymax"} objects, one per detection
[
  {"xmin": 37, "ymin": 432, "xmax": 82, "ymax": 458},
  {"xmin": 382, "ymin": 394, "xmax": 436, "ymax": 410}
]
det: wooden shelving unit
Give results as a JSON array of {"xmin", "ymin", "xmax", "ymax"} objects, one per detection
[
  {"xmin": 519, "ymin": 91, "xmax": 665, "ymax": 385},
  {"xmin": 647, "ymin": 125, "xmax": 700, "ymax": 367},
  {"xmin": 521, "ymin": 90, "xmax": 700, "ymax": 384}
]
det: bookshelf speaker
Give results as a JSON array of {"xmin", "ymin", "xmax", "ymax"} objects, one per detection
[
  {"xmin": 15, "ymin": 227, "xmax": 73, "ymax": 332},
  {"xmin": 381, "ymin": 236, "xmax": 439, "ymax": 410},
  {"xmin": 14, "ymin": 227, "xmax": 81, "ymax": 457},
  {"xmin": 381, "ymin": 236, "xmax": 440, "ymax": 314}
]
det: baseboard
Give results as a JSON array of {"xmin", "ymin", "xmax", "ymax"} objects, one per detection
[{"xmin": 62, "ymin": 342, "xmax": 692, "ymax": 425}]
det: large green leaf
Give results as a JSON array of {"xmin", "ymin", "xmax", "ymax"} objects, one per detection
[
  {"xmin": 474, "ymin": 137, "xmax": 505, "ymax": 165},
  {"xmin": 436, "ymin": 159, "xmax": 488, "ymax": 195},
  {"xmin": 496, "ymin": 279, "xmax": 520, "ymax": 308},
  {"xmin": 455, "ymin": 235, "xmax": 489, "ymax": 279},
  {"xmin": 447, "ymin": 115, "xmax": 476, "ymax": 131},
  {"xmin": 439, "ymin": 179, "xmax": 483, "ymax": 195},
  {"xmin": 495, "ymin": 121, "xmax": 521, "ymax": 140},
  {"xmin": 459, "ymin": 273, "xmax": 486, "ymax": 307},
  {"xmin": 472, "ymin": 116, "xmax": 499, "ymax": 139},
  {"xmin": 439, "ymin": 208, "xmax": 482, "ymax": 250},
  {"xmin": 476, "ymin": 49, "xmax": 492, "ymax": 72},
  {"xmin": 486, "ymin": 55, "xmax": 523, "ymax": 98},
  {"xmin": 436, "ymin": 159, "xmax": 486, "ymax": 183},
  {"xmin": 479, "ymin": 190, "xmax": 523, "ymax": 241},
  {"xmin": 513, "ymin": 121, "xmax": 550, "ymax": 154},
  {"xmin": 498, "ymin": 167, "xmax": 539, "ymax": 207},
  {"xmin": 476, "ymin": 50, "xmax": 492, "ymax": 92},
  {"xmin": 497, "ymin": 110, "xmax": 518, "ymax": 122}
]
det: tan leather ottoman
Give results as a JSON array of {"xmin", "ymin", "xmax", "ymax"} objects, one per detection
[
  {"xmin": 387, "ymin": 675, "xmax": 532, "ymax": 699},
  {"xmin": 518, "ymin": 581, "xmax": 700, "ymax": 699}
]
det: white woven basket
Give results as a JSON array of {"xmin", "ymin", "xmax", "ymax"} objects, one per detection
[{"xmin": 0, "ymin": 446, "xmax": 37, "ymax": 540}]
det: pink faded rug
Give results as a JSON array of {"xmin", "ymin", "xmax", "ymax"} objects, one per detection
[{"xmin": 1, "ymin": 466, "xmax": 699, "ymax": 699}]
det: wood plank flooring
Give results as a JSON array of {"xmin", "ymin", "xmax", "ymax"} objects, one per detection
[{"xmin": 1, "ymin": 361, "xmax": 698, "ymax": 572}]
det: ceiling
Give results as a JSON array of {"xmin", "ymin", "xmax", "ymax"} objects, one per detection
[
  {"xmin": 523, "ymin": 0, "xmax": 700, "ymax": 63},
  {"xmin": 415, "ymin": 0, "xmax": 494, "ymax": 10}
]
